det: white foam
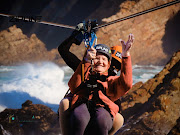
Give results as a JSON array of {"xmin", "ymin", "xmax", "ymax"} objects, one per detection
[
  {"xmin": 132, "ymin": 73, "xmax": 154, "ymax": 84},
  {"xmin": 132, "ymin": 65, "xmax": 163, "ymax": 84},
  {"xmin": 0, "ymin": 66, "xmax": 15, "ymax": 72},
  {"xmin": 1, "ymin": 62, "xmax": 68, "ymax": 104},
  {"xmin": 0, "ymin": 105, "xmax": 6, "ymax": 112},
  {"xmin": 140, "ymin": 73, "xmax": 154, "ymax": 79}
]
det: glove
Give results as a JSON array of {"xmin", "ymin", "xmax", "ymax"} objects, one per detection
[
  {"xmin": 71, "ymin": 22, "xmax": 85, "ymax": 45},
  {"xmin": 76, "ymin": 23, "xmax": 84, "ymax": 31}
]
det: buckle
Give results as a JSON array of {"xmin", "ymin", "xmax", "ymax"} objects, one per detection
[{"xmin": 87, "ymin": 84, "xmax": 98, "ymax": 88}]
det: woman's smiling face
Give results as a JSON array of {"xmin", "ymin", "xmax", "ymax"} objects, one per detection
[{"xmin": 93, "ymin": 52, "xmax": 110, "ymax": 74}]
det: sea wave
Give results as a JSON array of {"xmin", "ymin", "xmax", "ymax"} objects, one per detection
[
  {"xmin": 0, "ymin": 62, "xmax": 68, "ymax": 105},
  {"xmin": 132, "ymin": 65, "xmax": 163, "ymax": 84},
  {"xmin": 0, "ymin": 66, "xmax": 16, "ymax": 72},
  {"xmin": 0, "ymin": 63, "xmax": 163, "ymax": 112}
]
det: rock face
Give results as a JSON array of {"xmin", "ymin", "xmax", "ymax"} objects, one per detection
[
  {"xmin": 0, "ymin": 25, "xmax": 64, "ymax": 65},
  {"xmin": 0, "ymin": 100, "xmax": 60, "ymax": 135},
  {"xmin": 117, "ymin": 50, "xmax": 180, "ymax": 134},
  {"xmin": 96, "ymin": 0, "xmax": 180, "ymax": 65},
  {"xmin": 71, "ymin": 0, "xmax": 180, "ymax": 65},
  {"xmin": 97, "ymin": 0, "xmax": 180, "ymax": 65}
]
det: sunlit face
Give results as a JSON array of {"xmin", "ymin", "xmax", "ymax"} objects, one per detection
[{"xmin": 93, "ymin": 53, "xmax": 110, "ymax": 74}]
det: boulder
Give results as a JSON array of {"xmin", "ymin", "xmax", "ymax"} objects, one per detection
[
  {"xmin": 0, "ymin": 25, "xmax": 64, "ymax": 66},
  {"xmin": 0, "ymin": 100, "xmax": 60, "ymax": 135}
]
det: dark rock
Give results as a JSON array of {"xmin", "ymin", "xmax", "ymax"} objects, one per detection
[
  {"xmin": 0, "ymin": 100, "xmax": 60, "ymax": 135},
  {"xmin": 168, "ymin": 117, "xmax": 180, "ymax": 135},
  {"xmin": 22, "ymin": 100, "xmax": 32, "ymax": 107}
]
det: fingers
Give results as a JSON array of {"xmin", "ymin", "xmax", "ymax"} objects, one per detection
[
  {"xmin": 119, "ymin": 39, "xmax": 125, "ymax": 46},
  {"xmin": 125, "ymin": 34, "xmax": 134, "ymax": 50},
  {"xmin": 127, "ymin": 33, "xmax": 134, "ymax": 43},
  {"xmin": 87, "ymin": 46, "xmax": 96, "ymax": 59},
  {"xmin": 119, "ymin": 33, "xmax": 134, "ymax": 57}
]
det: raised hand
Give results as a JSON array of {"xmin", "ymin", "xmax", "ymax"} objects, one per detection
[
  {"xmin": 84, "ymin": 47, "xmax": 97, "ymax": 63},
  {"xmin": 120, "ymin": 33, "xmax": 134, "ymax": 57}
]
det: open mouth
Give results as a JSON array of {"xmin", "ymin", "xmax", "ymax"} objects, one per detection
[{"xmin": 95, "ymin": 65, "xmax": 104, "ymax": 68}]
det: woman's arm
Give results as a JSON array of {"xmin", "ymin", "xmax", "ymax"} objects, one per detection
[
  {"xmin": 107, "ymin": 34, "xmax": 134, "ymax": 100},
  {"xmin": 58, "ymin": 23, "xmax": 85, "ymax": 71},
  {"xmin": 118, "ymin": 56, "xmax": 133, "ymax": 95},
  {"xmin": 107, "ymin": 56, "xmax": 132, "ymax": 100}
]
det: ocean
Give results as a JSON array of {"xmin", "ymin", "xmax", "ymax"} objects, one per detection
[{"xmin": 0, "ymin": 62, "xmax": 163, "ymax": 112}]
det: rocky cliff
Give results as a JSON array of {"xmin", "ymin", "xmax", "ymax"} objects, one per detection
[
  {"xmin": 97, "ymin": 0, "xmax": 180, "ymax": 65},
  {"xmin": 117, "ymin": 50, "xmax": 180, "ymax": 134},
  {"xmin": 0, "ymin": 0, "xmax": 179, "ymax": 66},
  {"xmin": 71, "ymin": 0, "xmax": 180, "ymax": 65},
  {"xmin": 0, "ymin": 25, "xmax": 64, "ymax": 66},
  {"xmin": 0, "ymin": 50, "xmax": 179, "ymax": 135}
]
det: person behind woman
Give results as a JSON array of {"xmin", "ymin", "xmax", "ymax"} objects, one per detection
[{"xmin": 67, "ymin": 33, "xmax": 133, "ymax": 135}]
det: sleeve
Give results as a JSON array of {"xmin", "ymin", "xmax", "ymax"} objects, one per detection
[
  {"xmin": 58, "ymin": 36, "xmax": 81, "ymax": 72},
  {"xmin": 107, "ymin": 56, "xmax": 133, "ymax": 101},
  {"xmin": 68, "ymin": 61, "xmax": 91, "ymax": 94}
]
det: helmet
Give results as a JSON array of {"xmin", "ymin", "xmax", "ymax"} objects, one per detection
[
  {"xmin": 108, "ymin": 45, "xmax": 122, "ymax": 75},
  {"xmin": 94, "ymin": 44, "xmax": 112, "ymax": 60},
  {"xmin": 110, "ymin": 45, "xmax": 122, "ymax": 63}
]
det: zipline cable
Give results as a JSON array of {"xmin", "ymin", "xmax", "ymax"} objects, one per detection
[
  {"xmin": 0, "ymin": 0, "xmax": 179, "ymax": 30},
  {"xmin": 0, "ymin": 13, "xmax": 76, "ymax": 29},
  {"xmin": 94, "ymin": 0, "xmax": 180, "ymax": 29}
]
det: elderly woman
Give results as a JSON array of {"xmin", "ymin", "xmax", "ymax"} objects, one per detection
[
  {"xmin": 68, "ymin": 34, "xmax": 134, "ymax": 135},
  {"xmin": 59, "ymin": 39, "xmax": 126, "ymax": 135}
]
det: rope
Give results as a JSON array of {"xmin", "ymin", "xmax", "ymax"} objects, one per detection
[{"xmin": 94, "ymin": 0, "xmax": 180, "ymax": 29}]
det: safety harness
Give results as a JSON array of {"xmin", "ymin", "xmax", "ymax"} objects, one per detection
[{"xmin": 71, "ymin": 67, "xmax": 110, "ymax": 111}]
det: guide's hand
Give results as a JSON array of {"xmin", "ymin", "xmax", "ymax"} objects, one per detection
[
  {"xmin": 84, "ymin": 47, "xmax": 97, "ymax": 63},
  {"xmin": 71, "ymin": 22, "xmax": 85, "ymax": 45},
  {"xmin": 120, "ymin": 33, "xmax": 134, "ymax": 57},
  {"xmin": 75, "ymin": 23, "xmax": 85, "ymax": 32}
]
